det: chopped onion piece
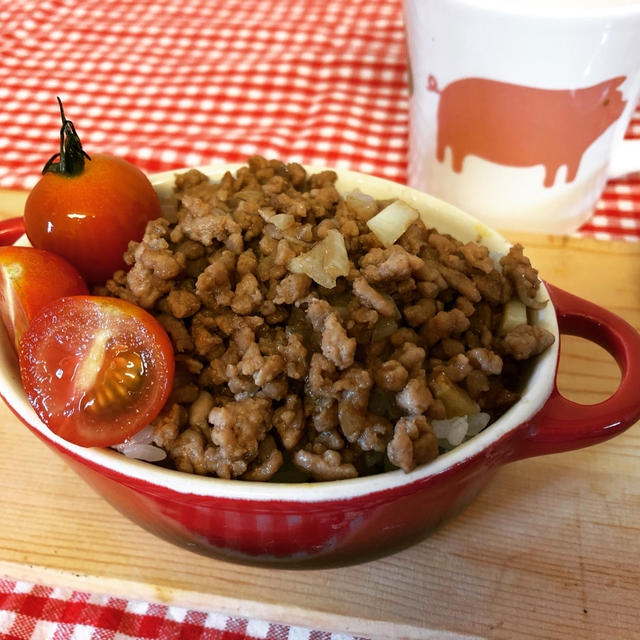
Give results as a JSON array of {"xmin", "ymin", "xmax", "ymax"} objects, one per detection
[
  {"xmin": 345, "ymin": 190, "xmax": 378, "ymax": 221},
  {"xmin": 430, "ymin": 372, "xmax": 480, "ymax": 418},
  {"xmin": 499, "ymin": 299, "xmax": 528, "ymax": 335},
  {"xmin": 288, "ymin": 229, "xmax": 349, "ymax": 288},
  {"xmin": 270, "ymin": 213, "xmax": 295, "ymax": 230},
  {"xmin": 366, "ymin": 199, "xmax": 419, "ymax": 247}
]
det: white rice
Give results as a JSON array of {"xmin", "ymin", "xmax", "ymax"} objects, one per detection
[
  {"xmin": 432, "ymin": 412, "xmax": 491, "ymax": 449},
  {"xmin": 111, "ymin": 424, "xmax": 167, "ymax": 462}
]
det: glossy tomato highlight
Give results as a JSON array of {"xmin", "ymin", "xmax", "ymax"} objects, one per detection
[
  {"xmin": 23, "ymin": 99, "xmax": 161, "ymax": 283},
  {"xmin": 0, "ymin": 246, "xmax": 88, "ymax": 351},
  {"xmin": 19, "ymin": 296, "xmax": 175, "ymax": 447}
]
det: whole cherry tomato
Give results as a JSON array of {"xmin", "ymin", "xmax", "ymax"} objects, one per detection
[
  {"xmin": 0, "ymin": 245, "xmax": 88, "ymax": 351},
  {"xmin": 23, "ymin": 99, "xmax": 161, "ymax": 284},
  {"xmin": 19, "ymin": 295, "xmax": 175, "ymax": 447}
]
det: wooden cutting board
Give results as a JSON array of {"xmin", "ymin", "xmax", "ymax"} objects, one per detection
[{"xmin": 1, "ymin": 191, "xmax": 639, "ymax": 640}]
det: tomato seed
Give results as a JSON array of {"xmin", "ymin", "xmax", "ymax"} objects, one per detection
[{"xmin": 82, "ymin": 350, "xmax": 145, "ymax": 416}]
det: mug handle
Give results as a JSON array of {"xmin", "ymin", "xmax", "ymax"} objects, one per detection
[{"xmin": 511, "ymin": 282, "xmax": 640, "ymax": 460}]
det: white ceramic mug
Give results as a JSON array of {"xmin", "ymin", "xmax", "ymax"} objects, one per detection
[{"xmin": 403, "ymin": 0, "xmax": 640, "ymax": 234}]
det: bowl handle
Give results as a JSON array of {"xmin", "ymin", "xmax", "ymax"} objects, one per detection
[
  {"xmin": 0, "ymin": 217, "xmax": 25, "ymax": 246},
  {"xmin": 512, "ymin": 282, "xmax": 640, "ymax": 460}
]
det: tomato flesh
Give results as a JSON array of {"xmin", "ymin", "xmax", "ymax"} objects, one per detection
[
  {"xmin": 19, "ymin": 296, "xmax": 174, "ymax": 447},
  {"xmin": 0, "ymin": 246, "xmax": 88, "ymax": 351}
]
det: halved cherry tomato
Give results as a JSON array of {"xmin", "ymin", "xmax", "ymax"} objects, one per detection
[
  {"xmin": 23, "ymin": 99, "xmax": 161, "ymax": 284},
  {"xmin": 0, "ymin": 246, "xmax": 88, "ymax": 351},
  {"xmin": 19, "ymin": 296, "xmax": 175, "ymax": 447}
]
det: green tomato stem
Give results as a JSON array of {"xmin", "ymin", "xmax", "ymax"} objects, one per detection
[{"xmin": 42, "ymin": 97, "xmax": 91, "ymax": 176}]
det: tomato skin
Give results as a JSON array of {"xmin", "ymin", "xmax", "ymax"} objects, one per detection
[
  {"xmin": 19, "ymin": 295, "xmax": 175, "ymax": 447},
  {"xmin": 23, "ymin": 153, "xmax": 161, "ymax": 284},
  {"xmin": 0, "ymin": 246, "xmax": 88, "ymax": 351}
]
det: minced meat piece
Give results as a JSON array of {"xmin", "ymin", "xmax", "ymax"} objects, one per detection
[
  {"xmin": 293, "ymin": 449, "xmax": 358, "ymax": 481},
  {"xmin": 179, "ymin": 196, "xmax": 242, "ymax": 247},
  {"xmin": 374, "ymin": 360, "xmax": 409, "ymax": 392},
  {"xmin": 396, "ymin": 374, "xmax": 433, "ymax": 415},
  {"xmin": 359, "ymin": 245, "xmax": 423, "ymax": 284},
  {"xmin": 442, "ymin": 353, "xmax": 473, "ymax": 382},
  {"xmin": 152, "ymin": 403, "xmax": 187, "ymax": 448},
  {"xmin": 425, "ymin": 308, "xmax": 471, "ymax": 346},
  {"xmin": 392, "ymin": 342, "xmax": 426, "ymax": 373},
  {"xmin": 467, "ymin": 348, "xmax": 503, "ymax": 375},
  {"xmin": 500, "ymin": 324, "xmax": 555, "ymax": 360},
  {"xmin": 273, "ymin": 273, "xmax": 311, "ymax": 305},
  {"xmin": 167, "ymin": 289, "xmax": 201, "ymax": 318},
  {"xmin": 500, "ymin": 244, "xmax": 546, "ymax": 309},
  {"xmin": 102, "ymin": 156, "xmax": 554, "ymax": 481},
  {"xmin": 208, "ymin": 397, "xmax": 272, "ymax": 478},
  {"xmin": 168, "ymin": 428, "xmax": 208, "ymax": 475},
  {"xmin": 403, "ymin": 298, "xmax": 436, "ymax": 327},
  {"xmin": 242, "ymin": 436, "xmax": 284, "ymax": 481},
  {"xmin": 352, "ymin": 277, "xmax": 397, "ymax": 317},
  {"xmin": 157, "ymin": 313, "xmax": 194, "ymax": 353},
  {"xmin": 387, "ymin": 415, "xmax": 438, "ymax": 473},
  {"xmin": 273, "ymin": 395, "xmax": 305, "ymax": 450},
  {"xmin": 460, "ymin": 242, "xmax": 494, "ymax": 274},
  {"xmin": 231, "ymin": 273, "xmax": 263, "ymax": 314},
  {"xmin": 307, "ymin": 300, "xmax": 356, "ymax": 370}
]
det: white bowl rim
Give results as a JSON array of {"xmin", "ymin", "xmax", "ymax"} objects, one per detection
[{"xmin": 0, "ymin": 164, "xmax": 559, "ymax": 502}]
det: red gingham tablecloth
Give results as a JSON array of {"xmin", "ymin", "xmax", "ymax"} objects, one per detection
[
  {"xmin": 0, "ymin": 0, "xmax": 639, "ymax": 240},
  {"xmin": 0, "ymin": 0, "xmax": 639, "ymax": 639},
  {"xmin": 0, "ymin": 579, "xmax": 365, "ymax": 640}
]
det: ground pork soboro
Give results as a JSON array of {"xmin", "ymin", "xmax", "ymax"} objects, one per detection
[{"xmin": 98, "ymin": 156, "xmax": 555, "ymax": 482}]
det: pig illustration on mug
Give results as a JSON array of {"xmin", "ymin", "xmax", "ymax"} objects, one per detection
[{"xmin": 428, "ymin": 75, "xmax": 627, "ymax": 188}]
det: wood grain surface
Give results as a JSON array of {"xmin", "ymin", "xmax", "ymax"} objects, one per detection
[{"xmin": 0, "ymin": 192, "xmax": 639, "ymax": 640}]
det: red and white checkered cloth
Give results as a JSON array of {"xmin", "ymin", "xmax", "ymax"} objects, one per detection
[
  {"xmin": 0, "ymin": 579, "xmax": 367, "ymax": 640},
  {"xmin": 0, "ymin": 0, "xmax": 638, "ymax": 240},
  {"xmin": 0, "ymin": 0, "xmax": 638, "ymax": 638},
  {"xmin": 0, "ymin": 0, "xmax": 408, "ymax": 187}
]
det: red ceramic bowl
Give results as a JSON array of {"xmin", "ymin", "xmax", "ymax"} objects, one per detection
[{"xmin": 2, "ymin": 166, "xmax": 640, "ymax": 568}]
